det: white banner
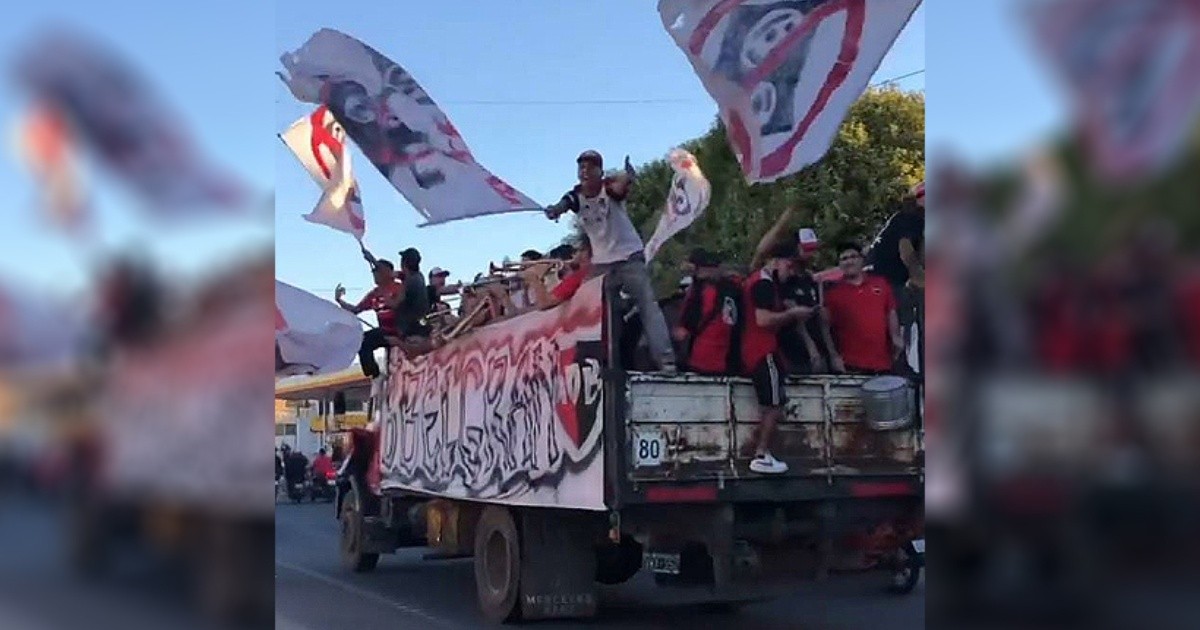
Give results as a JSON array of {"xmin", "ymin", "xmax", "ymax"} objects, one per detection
[
  {"xmin": 1025, "ymin": 0, "xmax": 1200, "ymax": 181},
  {"xmin": 276, "ymin": 280, "xmax": 363, "ymax": 376},
  {"xmin": 379, "ymin": 278, "xmax": 606, "ymax": 510},
  {"xmin": 645, "ymin": 148, "xmax": 712, "ymax": 261},
  {"xmin": 278, "ymin": 29, "xmax": 540, "ymax": 225},
  {"xmin": 658, "ymin": 0, "xmax": 921, "ymax": 183},
  {"xmin": 15, "ymin": 29, "xmax": 253, "ymax": 217},
  {"xmin": 280, "ymin": 106, "xmax": 367, "ymax": 239}
]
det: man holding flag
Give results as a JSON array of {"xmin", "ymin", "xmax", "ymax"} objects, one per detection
[{"xmin": 545, "ymin": 150, "xmax": 677, "ymax": 373}]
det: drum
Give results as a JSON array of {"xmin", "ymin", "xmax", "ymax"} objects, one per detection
[{"xmin": 860, "ymin": 375, "xmax": 914, "ymax": 431}]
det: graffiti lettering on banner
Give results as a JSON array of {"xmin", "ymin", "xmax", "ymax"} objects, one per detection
[{"xmin": 378, "ymin": 278, "xmax": 607, "ymax": 510}]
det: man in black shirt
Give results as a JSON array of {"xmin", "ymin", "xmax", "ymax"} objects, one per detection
[
  {"xmin": 779, "ymin": 228, "xmax": 838, "ymax": 373},
  {"xmin": 394, "ymin": 248, "xmax": 431, "ymax": 337},
  {"xmin": 866, "ymin": 183, "xmax": 924, "ymax": 371}
]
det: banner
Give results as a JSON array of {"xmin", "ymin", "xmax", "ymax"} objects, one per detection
[
  {"xmin": 645, "ymin": 149, "xmax": 712, "ymax": 261},
  {"xmin": 276, "ymin": 280, "xmax": 363, "ymax": 376},
  {"xmin": 379, "ymin": 278, "xmax": 606, "ymax": 510},
  {"xmin": 13, "ymin": 104, "xmax": 88, "ymax": 236},
  {"xmin": 14, "ymin": 29, "xmax": 252, "ymax": 217},
  {"xmin": 658, "ymin": 0, "xmax": 921, "ymax": 183},
  {"xmin": 280, "ymin": 106, "xmax": 367, "ymax": 239},
  {"xmin": 101, "ymin": 296, "xmax": 275, "ymax": 515},
  {"xmin": 278, "ymin": 29, "xmax": 539, "ymax": 225},
  {"xmin": 1025, "ymin": 0, "xmax": 1200, "ymax": 181}
]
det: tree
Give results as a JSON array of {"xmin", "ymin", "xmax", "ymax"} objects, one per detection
[{"xmin": 624, "ymin": 87, "xmax": 926, "ymax": 294}]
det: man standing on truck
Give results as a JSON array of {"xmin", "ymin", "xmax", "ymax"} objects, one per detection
[
  {"xmin": 742, "ymin": 241, "xmax": 818, "ymax": 474},
  {"xmin": 543, "ymin": 150, "xmax": 677, "ymax": 373},
  {"xmin": 824, "ymin": 242, "xmax": 904, "ymax": 375},
  {"xmin": 673, "ymin": 248, "xmax": 741, "ymax": 376}
]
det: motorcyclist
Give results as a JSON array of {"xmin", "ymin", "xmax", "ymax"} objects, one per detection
[
  {"xmin": 311, "ymin": 448, "xmax": 334, "ymax": 482},
  {"xmin": 283, "ymin": 447, "xmax": 309, "ymax": 490}
]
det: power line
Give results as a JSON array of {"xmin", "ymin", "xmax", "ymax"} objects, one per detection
[{"xmin": 273, "ymin": 69, "xmax": 926, "ymax": 107}]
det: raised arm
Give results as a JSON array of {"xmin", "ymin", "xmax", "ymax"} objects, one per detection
[{"xmin": 750, "ymin": 208, "xmax": 797, "ymax": 271}]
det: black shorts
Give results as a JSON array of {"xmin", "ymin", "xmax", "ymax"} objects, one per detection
[{"xmin": 750, "ymin": 355, "xmax": 787, "ymax": 408}]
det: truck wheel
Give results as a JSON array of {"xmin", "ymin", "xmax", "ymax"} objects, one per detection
[
  {"xmin": 340, "ymin": 485, "xmax": 379, "ymax": 572},
  {"xmin": 474, "ymin": 506, "xmax": 522, "ymax": 623},
  {"xmin": 887, "ymin": 543, "xmax": 922, "ymax": 595}
]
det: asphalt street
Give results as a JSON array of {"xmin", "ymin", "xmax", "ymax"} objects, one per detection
[{"xmin": 274, "ymin": 500, "xmax": 924, "ymax": 629}]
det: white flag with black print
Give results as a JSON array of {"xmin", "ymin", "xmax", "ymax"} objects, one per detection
[
  {"xmin": 658, "ymin": 0, "xmax": 921, "ymax": 183},
  {"xmin": 277, "ymin": 28, "xmax": 539, "ymax": 225},
  {"xmin": 645, "ymin": 148, "xmax": 712, "ymax": 261}
]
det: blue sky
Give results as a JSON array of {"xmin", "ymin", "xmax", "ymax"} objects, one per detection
[
  {"xmin": 275, "ymin": 0, "xmax": 928, "ymax": 304},
  {"xmin": 0, "ymin": 1, "xmax": 1068, "ymax": 302},
  {"xmin": 0, "ymin": 1, "xmax": 273, "ymax": 296}
]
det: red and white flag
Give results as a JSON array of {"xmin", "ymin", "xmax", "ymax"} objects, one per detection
[
  {"xmin": 13, "ymin": 103, "xmax": 88, "ymax": 236},
  {"xmin": 645, "ymin": 149, "xmax": 712, "ymax": 261},
  {"xmin": 277, "ymin": 29, "xmax": 539, "ymax": 226},
  {"xmin": 280, "ymin": 106, "xmax": 367, "ymax": 240},
  {"xmin": 1025, "ymin": 0, "xmax": 1200, "ymax": 181},
  {"xmin": 658, "ymin": 0, "xmax": 921, "ymax": 183},
  {"xmin": 15, "ymin": 28, "xmax": 253, "ymax": 218},
  {"xmin": 275, "ymin": 280, "xmax": 362, "ymax": 376}
]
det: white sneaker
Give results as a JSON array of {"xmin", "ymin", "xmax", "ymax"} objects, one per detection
[{"xmin": 750, "ymin": 453, "xmax": 789, "ymax": 474}]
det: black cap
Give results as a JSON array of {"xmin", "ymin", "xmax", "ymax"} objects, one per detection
[
  {"xmin": 688, "ymin": 248, "xmax": 720, "ymax": 268},
  {"xmin": 577, "ymin": 150, "xmax": 603, "ymax": 167},
  {"xmin": 399, "ymin": 247, "xmax": 421, "ymax": 265}
]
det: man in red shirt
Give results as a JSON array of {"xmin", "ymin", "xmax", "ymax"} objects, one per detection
[
  {"xmin": 335, "ymin": 259, "xmax": 402, "ymax": 380},
  {"xmin": 311, "ymin": 447, "xmax": 335, "ymax": 479},
  {"xmin": 741, "ymin": 241, "xmax": 816, "ymax": 475},
  {"xmin": 823, "ymin": 243, "xmax": 904, "ymax": 374},
  {"xmin": 524, "ymin": 236, "xmax": 592, "ymax": 309},
  {"xmin": 673, "ymin": 249, "xmax": 740, "ymax": 376}
]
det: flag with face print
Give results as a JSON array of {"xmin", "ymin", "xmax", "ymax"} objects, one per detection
[
  {"xmin": 658, "ymin": 0, "xmax": 921, "ymax": 183},
  {"xmin": 278, "ymin": 29, "xmax": 539, "ymax": 225}
]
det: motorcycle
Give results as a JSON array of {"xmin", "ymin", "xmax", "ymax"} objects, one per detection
[
  {"xmin": 286, "ymin": 474, "xmax": 311, "ymax": 503},
  {"xmin": 309, "ymin": 468, "xmax": 337, "ymax": 502}
]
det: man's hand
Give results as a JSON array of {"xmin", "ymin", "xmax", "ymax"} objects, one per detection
[
  {"xmin": 789, "ymin": 306, "xmax": 814, "ymax": 321},
  {"xmin": 334, "ymin": 284, "xmax": 346, "ymax": 301},
  {"xmin": 544, "ymin": 203, "xmax": 565, "ymax": 221},
  {"xmin": 624, "ymin": 155, "xmax": 636, "ymax": 179}
]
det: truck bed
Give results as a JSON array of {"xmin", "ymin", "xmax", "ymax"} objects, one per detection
[{"xmin": 622, "ymin": 374, "xmax": 922, "ymax": 489}]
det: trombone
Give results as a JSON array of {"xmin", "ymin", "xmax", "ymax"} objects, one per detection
[{"xmin": 488, "ymin": 259, "xmax": 565, "ymax": 277}]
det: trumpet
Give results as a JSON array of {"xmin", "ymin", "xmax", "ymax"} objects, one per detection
[{"xmin": 488, "ymin": 259, "xmax": 565, "ymax": 277}]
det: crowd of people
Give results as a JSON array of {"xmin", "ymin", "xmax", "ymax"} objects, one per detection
[{"xmin": 332, "ymin": 148, "xmax": 926, "ymax": 475}]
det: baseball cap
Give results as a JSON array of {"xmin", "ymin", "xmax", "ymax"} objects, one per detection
[
  {"xmin": 797, "ymin": 228, "xmax": 820, "ymax": 253},
  {"xmin": 576, "ymin": 150, "xmax": 603, "ymax": 167},
  {"xmin": 429, "ymin": 267, "xmax": 450, "ymax": 278}
]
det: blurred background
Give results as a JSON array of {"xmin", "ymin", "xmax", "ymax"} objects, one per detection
[
  {"xmin": 0, "ymin": 2, "xmax": 273, "ymax": 629},
  {"xmin": 926, "ymin": 1, "xmax": 1200, "ymax": 628}
]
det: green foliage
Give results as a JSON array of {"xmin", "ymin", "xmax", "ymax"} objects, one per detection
[{"xmin": 624, "ymin": 87, "xmax": 926, "ymax": 294}]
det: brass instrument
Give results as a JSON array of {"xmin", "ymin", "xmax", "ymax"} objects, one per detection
[{"xmin": 487, "ymin": 259, "xmax": 565, "ymax": 277}]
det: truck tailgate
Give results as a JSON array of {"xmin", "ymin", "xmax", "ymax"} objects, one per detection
[{"xmin": 624, "ymin": 374, "xmax": 921, "ymax": 485}]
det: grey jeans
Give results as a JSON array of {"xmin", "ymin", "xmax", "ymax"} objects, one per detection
[{"xmin": 590, "ymin": 254, "xmax": 676, "ymax": 367}]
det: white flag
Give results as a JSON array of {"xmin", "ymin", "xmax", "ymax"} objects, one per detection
[
  {"xmin": 275, "ymin": 280, "xmax": 363, "ymax": 376},
  {"xmin": 645, "ymin": 149, "xmax": 712, "ymax": 261},
  {"xmin": 1025, "ymin": 0, "xmax": 1200, "ymax": 181},
  {"xmin": 13, "ymin": 104, "xmax": 89, "ymax": 236},
  {"xmin": 278, "ymin": 29, "xmax": 539, "ymax": 226},
  {"xmin": 280, "ymin": 106, "xmax": 367, "ymax": 240},
  {"xmin": 658, "ymin": 0, "xmax": 921, "ymax": 183}
]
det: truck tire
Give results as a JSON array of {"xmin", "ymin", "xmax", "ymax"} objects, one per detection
[
  {"xmin": 474, "ymin": 506, "xmax": 522, "ymax": 623},
  {"xmin": 340, "ymin": 485, "xmax": 379, "ymax": 572},
  {"xmin": 887, "ymin": 542, "xmax": 922, "ymax": 595}
]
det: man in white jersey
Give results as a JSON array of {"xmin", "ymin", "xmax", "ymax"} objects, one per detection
[{"xmin": 544, "ymin": 150, "xmax": 677, "ymax": 373}]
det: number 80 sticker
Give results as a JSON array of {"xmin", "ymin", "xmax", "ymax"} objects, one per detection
[{"xmin": 632, "ymin": 429, "xmax": 666, "ymax": 468}]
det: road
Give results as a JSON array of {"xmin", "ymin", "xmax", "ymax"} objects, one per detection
[{"xmin": 275, "ymin": 501, "xmax": 924, "ymax": 630}]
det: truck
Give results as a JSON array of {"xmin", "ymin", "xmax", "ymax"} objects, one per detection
[{"xmin": 337, "ymin": 276, "xmax": 925, "ymax": 622}]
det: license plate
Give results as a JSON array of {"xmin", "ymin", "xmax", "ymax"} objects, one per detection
[
  {"xmin": 911, "ymin": 539, "xmax": 925, "ymax": 554},
  {"xmin": 632, "ymin": 430, "xmax": 666, "ymax": 468},
  {"xmin": 643, "ymin": 552, "xmax": 680, "ymax": 575}
]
